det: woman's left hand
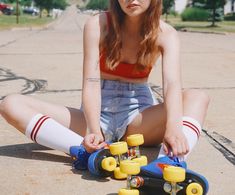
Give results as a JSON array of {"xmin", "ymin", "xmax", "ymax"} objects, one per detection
[
  {"xmin": 83, "ymin": 133, "xmax": 107, "ymax": 153},
  {"xmin": 162, "ymin": 127, "xmax": 189, "ymax": 157}
]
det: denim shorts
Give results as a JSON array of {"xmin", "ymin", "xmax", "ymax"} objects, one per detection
[{"xmin": 100, "ymin": 79, "xmax": 159, "ymax": 142}]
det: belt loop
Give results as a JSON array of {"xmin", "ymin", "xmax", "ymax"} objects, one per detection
[{"xmin": 128, "ymin": 83, "xmax": 132, "ymax": 90}]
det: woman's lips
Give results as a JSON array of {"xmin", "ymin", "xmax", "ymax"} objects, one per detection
[{"xmin": 127, "ymin": 4, "xmax": 139, "ymax": 9}]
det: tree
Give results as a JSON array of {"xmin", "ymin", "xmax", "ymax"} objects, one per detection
[
  {"xmin": 2, "ymin": 0, "xmax": 32, "ymax": 6},
  {"xmin": 187, "ymin": 0, "xmax": 206, "ymax": 7},
  {"xmin": 34, "ymin": 0, "xmax": 52, "ymax": 16},
  {"xmin": 34, "ymin": 0, "xmax": 67, "ymax": 17},
  {"xmin": 53, "ymin": 0, "xmax": 68, "ymax": 10},
  {"xmin": 20, "ymin": 0, "xmax": 32, "ymax": 6},
  {"xmin": 162, "ymin": 0, "xmax": 175, "ymax": 22},
  {"xmin": 232, "ymin": 0, "xmax": 235, "ymax": 14},
  {"xmin": 189, "ymin": 0, "xmax": 227, "ymax": 26},
  {"xmin": 86, "ymin": 0, "xmax": 108, "ymax": 10},
  {"xmin": 205, "ymin": 0, "xmax": 226, "ymax": 26}
]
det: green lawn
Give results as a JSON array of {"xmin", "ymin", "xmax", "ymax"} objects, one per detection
[
  {"xmin": 165, "ymin": 15, "xmax": 235, "ymax": 34},
  {"xmin": 1, "ymin": 12, "xmax": 235, "ymax": 34},
  {"xmin": 0, "ymin": 14, "xmax": 53, "ymax": 30}
]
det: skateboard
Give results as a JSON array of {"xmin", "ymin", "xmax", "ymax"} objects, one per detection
[
  {"xmin": 118, "ymin": 158, "xmax": 209, "ymax": 195},
  {"xmin": 88, "ymin": 134, "xmax": 148, "ymax": 179}
]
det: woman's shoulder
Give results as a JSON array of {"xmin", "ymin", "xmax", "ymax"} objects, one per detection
[
  {"xmin": 84, "ymin": 12, "xmax": 109, "ymax": 34},
  {"xmin": 158, "ymin": 20, "xmax": 179, "ymax": 47},
  {"xmin": 159, "ymin": 20, "xmax": 178, "ymax": 37}
]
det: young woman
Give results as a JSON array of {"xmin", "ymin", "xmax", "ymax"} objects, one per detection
[{"xmin": 0, "ymin": 0, "xmax": 209, "ymax": 168}]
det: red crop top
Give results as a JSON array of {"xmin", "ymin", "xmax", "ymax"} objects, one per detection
[{"xmin": 99, "ymin": 12, "xmax": 152, "ymax": 79}]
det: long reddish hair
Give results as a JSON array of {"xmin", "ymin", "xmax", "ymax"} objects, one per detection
[{"xmin": 100, "ymin": 0, "xmax": 162, "ymax": 70}]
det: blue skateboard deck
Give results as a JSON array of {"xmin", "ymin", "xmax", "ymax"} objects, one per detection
[
  {"xmin": 133, "ymin": 159, "xmax": 209, "ymax": 195},
  {"xmin": 88, "ymin": 148, "xmax": 114, "ymax": 177}
]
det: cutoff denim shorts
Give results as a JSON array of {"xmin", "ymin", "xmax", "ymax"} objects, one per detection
[{"xmin": 100, "ymin": 79, "xmax": 159, "ymax": 142}]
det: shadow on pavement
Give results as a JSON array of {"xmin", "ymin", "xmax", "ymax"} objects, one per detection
[
  {"xmin": 141, "ymin": 146, "xmax": 160, "ymax": 162},
  {"xmin": 0, "ymin": 143, "xmax": 70, "ymax": 163},
  {"xmin": 71, "ymin": 168, "xmax": 111, "ymax": 182}
]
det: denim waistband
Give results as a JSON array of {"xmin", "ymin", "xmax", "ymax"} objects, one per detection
[{"xmin": 101, "ymin": 79, "xmax": 148, "ymax": 90}]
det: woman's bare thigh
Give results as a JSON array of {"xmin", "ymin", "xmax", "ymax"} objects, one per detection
[
  {"xmin": 122, "ymin": 103, "xmax": 167, "ymax": 146},
  {"xmin": 1, "ymin": 94, "xmax": 87, "ymax": 136}
]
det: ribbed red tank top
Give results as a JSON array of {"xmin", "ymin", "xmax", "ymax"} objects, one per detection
[{"xmin": 100, "ymin": 12, "xmax": 152, "ymax": 79}]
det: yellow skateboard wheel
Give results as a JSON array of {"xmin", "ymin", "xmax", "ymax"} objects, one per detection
[
  {"xmin": 132, "ymin": 155, "xmax": 148, "ymax": 166},
  {"xmin": 101, "ymin": 157, "xmax": 117, "ymax": 172},
  {"xmin": 163, "ymin": 166, "xmax": 186, "ymax": 183},
  {"xmin": 118, "ymin": 188, "xmax": 139, "ymax": 195},
  {"xmin": 186, "ymin": 183, "xmax": 203, "ymax": 195},
  {"xmin": 127, "ymin": 134, "xmax": 144, "ymax": 147},
  {"xmin": 114, "ymin": 167, "xmax": 127, "ymax": 179},
  {"xmin": 109, "ymin": 142, "xmax": 128, "ymax": 155},
  {"xmin": 120, "ymin": 160, "xmax": 140, "ymax": 175}
]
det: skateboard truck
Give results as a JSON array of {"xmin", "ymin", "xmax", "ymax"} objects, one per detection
[
  {"xmin": 118, "ymin": 160, "xmax": 141, "ymax": 195},
  {"xmin": 163, "ymin": 165, "xmax": 185, "ymax": 195},
  {"xmin": 92, "ymin": 134, "xmax": 148, "ymax": 180},
  {"xmin": 126, "ymin": 134, "xmax": 148, "ymax": 166},
  {"xmin": 162, "ymin": 164, "xmax": 204, "ymax": 195}
]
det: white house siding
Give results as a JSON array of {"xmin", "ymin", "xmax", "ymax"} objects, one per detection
[
  {"xmin": 224, "ymin": 1, "xmax": 235, "ymax": 14},
  {"xmin": 175, "ymin": 0, "xmax": 235, "ymax": 14}
]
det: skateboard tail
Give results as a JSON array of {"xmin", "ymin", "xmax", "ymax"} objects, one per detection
[
  {"xmin": 139, "ymin": 156, "xmax": 209, "ymax": 195},
  {"xmin": 186, "ymin": 169, "xmax": 209, "ymax": 194}
]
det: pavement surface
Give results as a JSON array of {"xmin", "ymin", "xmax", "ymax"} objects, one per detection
[{"xmin": 0, "ymin": 5, "xmax": 235, "ymax": 195}]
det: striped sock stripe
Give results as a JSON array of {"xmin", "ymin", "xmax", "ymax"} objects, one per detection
[
  {"xmin": 183, "ymin": 120, "xmax": 200, "ymax": 138},
  {"xmin": 33, "ymin": 116, "xmax": 50, "ymax": 143},
  {"xmin": 30, "ymin": 115, "xmax": 45, "ymax": 141},
  {"xmin": 30, "ymin": 115, "xmax": 50, "ymax": 142}
]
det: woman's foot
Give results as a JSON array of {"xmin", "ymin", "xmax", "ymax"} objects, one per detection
[{"xmin": 70, "ymin": 145, "xmax": 91, "ymax": 170}]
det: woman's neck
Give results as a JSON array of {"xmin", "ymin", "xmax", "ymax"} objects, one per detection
[{"xmin": 123, "ymin": 15, "xmax": 143, "ymax": 35}]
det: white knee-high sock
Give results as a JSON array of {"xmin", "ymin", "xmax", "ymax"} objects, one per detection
[
  {"xmin": 25, "ymin": 114, "xmax": 84, "ymax": 154},
  {"xmin": 158, "ymin": 116, "xmax": 202, "ymax": 161}
]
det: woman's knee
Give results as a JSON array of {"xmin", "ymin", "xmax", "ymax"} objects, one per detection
[
  {"xmin": 0, "ymin": 94, "xmax": 26, "ymax": 119},
  {"xmin": 183, "ymin": 89, "xmax": 210, "ymax": 107}
]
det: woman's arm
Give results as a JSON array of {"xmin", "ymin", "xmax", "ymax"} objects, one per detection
[
  {"xmin": 82, "ymin": 15, "xmax": 105, "ymax": 152},
  {"xmin": 159, "ymin": 25, "xmax": 189, "ymax": 157}
]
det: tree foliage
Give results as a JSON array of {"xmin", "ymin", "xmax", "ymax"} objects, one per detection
[
  {"xmin": 162, "ymin": 0, "xmax": 175, "ymax": 22},
  {"xmin": 34, "ymin": 0, "xmax": 67, "ymax": 16},
  {"xmin": 86, "ymin": 0, "xmax": 108, "ymax": 10},
  {"xmin": 2, "ymin": 0, "xmax": 68, "ymax": 10},
  {"xmin": 205, "ymin": 0, "xmax": 226, "ymax": 26},
  {"xmin": 189, "ymin": 0, "xmax": 227, "ymax": 26},
  {"xmin": 2, "ymin": 0, "xmax": 32, "ymax": 6}
]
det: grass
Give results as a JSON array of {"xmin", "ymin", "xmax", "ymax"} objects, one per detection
[
  {"xmin": 165, "ymin": 15, "xmax": 235, "ymax": 34},
  {"xmin": 0, "ymin": 14, "xmax": 53, "ymax": 30},
  {"xmin": 1, "ymin": 12, "xmax": 235, "ymax": 34}
]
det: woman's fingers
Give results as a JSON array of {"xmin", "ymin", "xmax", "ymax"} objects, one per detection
[
  {"xmin": 83, "ymin": 133, "xmax": 106, "ymax": 153},
  {"xmin": 164, "ymin": 136, "xmax": 189, "ymax": 157}
]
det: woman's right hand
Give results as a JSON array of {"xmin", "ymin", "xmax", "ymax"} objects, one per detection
[{"xmin": 83, "ymin": 133, "xmax": 107, "ymax": 153}]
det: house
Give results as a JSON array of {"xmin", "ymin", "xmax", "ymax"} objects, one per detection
[
  {"xmin": 224, "ymin": 0, "xmax": 235, "ymax": 14},
  {"xmin": 174, "ymin": 0, "xmax": 235, "ymax": 14}
]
